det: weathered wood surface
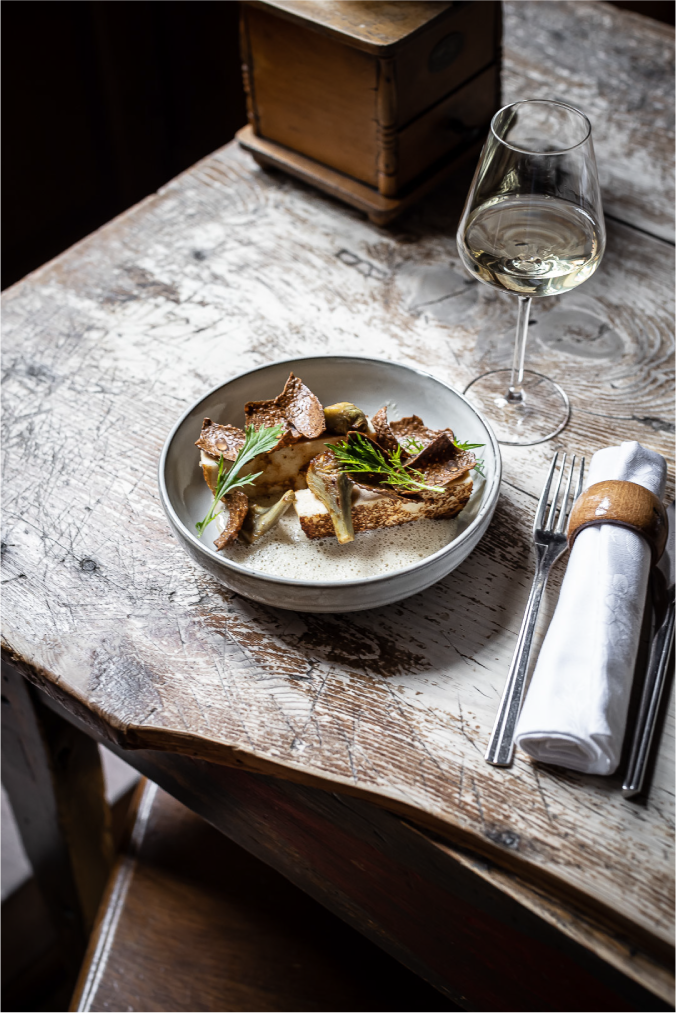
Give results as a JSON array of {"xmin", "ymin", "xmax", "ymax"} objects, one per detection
[
  {"xmin": 1, "ymin": 0, "xmax": 674, "ymax": 995},
  {"xmin": 34, "ymin": 689, "xmax": 671, "ymax": 1011},
  {"xmin": 58, "ymin": 722, "xmax": 670, "ymax": 1012},
  {"xmin": 504, "ymin": 1, "xmax": 675, "ymax": 243}
]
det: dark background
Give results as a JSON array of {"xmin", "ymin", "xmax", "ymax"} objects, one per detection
[
  {"xmin": 2, "ymin": 0, "xmax": 673, "ymax": 291},
  {"xmin": 2, "ymin": 0, "xmax": 246, "ymax": 290}
]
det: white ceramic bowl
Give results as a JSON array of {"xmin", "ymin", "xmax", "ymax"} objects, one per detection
[{"xmin": 159, "ymin": 356, "xmax": 501, "ymax": 612}]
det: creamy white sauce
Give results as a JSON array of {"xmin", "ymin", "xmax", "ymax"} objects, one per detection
[{"xmin": 219, "ymin": 508, "xmax": 459, "ymax": 581}]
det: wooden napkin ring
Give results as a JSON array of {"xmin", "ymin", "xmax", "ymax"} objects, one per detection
[{"xmin": 567, "ymin": 480, "xmax": 667, "ymax": 564}]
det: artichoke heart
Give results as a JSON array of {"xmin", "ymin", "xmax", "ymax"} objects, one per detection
[
  {"xmin": 323, "ymin": 402, "xmax": 368, "ymax": 435},
  {"xmin": 306, "ymin": 452, "xmax": 354, "ymax": 544},
  {"xmin": 240, "ymin": 490, "xmax": 295, "ymax": 544}
]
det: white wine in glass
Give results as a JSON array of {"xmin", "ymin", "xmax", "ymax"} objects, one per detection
[{"xmin": 457, "ymin": 100, "xmax": 605, "ymax": 445}]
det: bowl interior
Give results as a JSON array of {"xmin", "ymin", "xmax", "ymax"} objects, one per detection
[{"xmin": 161, "ymin": 356, "xmax": 500, "ymax": 581}]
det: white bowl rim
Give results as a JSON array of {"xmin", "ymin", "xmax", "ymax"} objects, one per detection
[{"xmin": 158, "ymin": 354, "xmax": 502, "ymax": 589}]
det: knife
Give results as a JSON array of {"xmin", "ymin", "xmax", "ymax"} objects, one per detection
[{"xmin": 623, "ymin": 501, "xmax": 675, "ymax": 799}]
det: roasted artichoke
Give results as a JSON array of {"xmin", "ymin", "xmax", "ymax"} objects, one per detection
[
  {"xmin": 240, "ymin": 490, "xmax": 295, "ymax": 544},
  {"xmin": 323, "ymin": 402, "xmax": 368, "ymax": 435},
  {"xmin": 306, "ymin": 451, "xmax": 354, "ymax": 543}
]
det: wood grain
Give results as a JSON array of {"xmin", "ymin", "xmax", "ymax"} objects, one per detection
[
  {"xmin": 0, "ymin": 664, "xmax": 113, "ymax": 972},
  {"xmin": 376, "ymin": 57, "xmax": 398, "ymax": 197},
  {"xmin": 397, "ymin": 64, "xmax": 498, "ymax": 188},
  {"xmin": 72, "ymin": 781, "xmax": 459, "ymax": 1013},
  {"xmin": 1, "ymin": 0, "xmax": 673, "ymax": 995},
  {"xmin": 49, "ymin": 703, "xmax": 671, "ymax": 1011},
  {"xmin": 502, "ymin": 0, "xmax": 675, "ymax": 242},
  {"xmin": 247, "ymin": 0, "xmax": 456, "ymax": 55},
  {"xmin": 237, "ymin": 123, "xmax": 486, "ymax": 224},
  {"xmin": 394, "ymin": 0, "xmax": 500, "ymax": 127},
  {"xmin": 567, "ymin": 480, "xmax": 668, "ymax": 563},
  {"xmin": 246, "ymin": 6, "xmax": 379, "ymax": 185},
  {"xmin": 1, "ymin": 780, "xmax": 139, "ymax": 1012},
  {"xmin": 243, "ymin": 1, "xmax": 500, "ymax": 200}
]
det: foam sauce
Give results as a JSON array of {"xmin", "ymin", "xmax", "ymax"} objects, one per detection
[{"xmin": 220, "ymin": 510, "xmax": 459, "ymax": 581}]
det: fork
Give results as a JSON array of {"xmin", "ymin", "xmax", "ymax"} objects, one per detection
[{"xmin": 485, "ymin": 453, "xmax": 585, "ymax": 767}]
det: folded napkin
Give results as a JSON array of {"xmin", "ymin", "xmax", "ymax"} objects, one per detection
[{"xmin": 514, "ymin": 441, "xmax": 667, "ymax": 775}]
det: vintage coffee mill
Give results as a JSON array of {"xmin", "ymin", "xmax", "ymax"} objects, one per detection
[{"xmin": 237, "ymin": 1, "xmax": 502, "ymax": 224}]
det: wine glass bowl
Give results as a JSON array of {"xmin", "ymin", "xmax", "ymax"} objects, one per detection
[{"xmin": 457, "ymin": 100, "xmax": 605, "ymax": 445}]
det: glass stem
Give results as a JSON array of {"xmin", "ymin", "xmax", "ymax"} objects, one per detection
[{"xmin": 508, "ymin": 295, "xmax": 531, "ymax": 403}]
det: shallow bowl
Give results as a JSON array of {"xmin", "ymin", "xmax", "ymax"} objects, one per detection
[{"xmin": 159, "ymin": 356, "xmax": 502, "ymax": 612}]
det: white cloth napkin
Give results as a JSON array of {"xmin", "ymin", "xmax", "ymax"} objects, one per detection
[{"xmin": 514, "ymin": 441, "xmax": 667, "ymax": 775}]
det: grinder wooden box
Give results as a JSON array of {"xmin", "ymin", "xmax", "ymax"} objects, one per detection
[{"xmin": 237, "ymin": 1, "xmax": 501, "ymax": 224}]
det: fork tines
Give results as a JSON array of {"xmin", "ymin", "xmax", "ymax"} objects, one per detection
[
  {"xmin": 535, "ymin": 452, "xmax": 585, "ymax": 537},
  {"xmin": 485, "ymin": 451, "xmax": 586, "ymax": 767}
]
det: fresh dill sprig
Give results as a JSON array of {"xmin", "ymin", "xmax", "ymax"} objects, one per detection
[
  {"xmin": 454, "ymin": 438, "xmax": 485, "ymax": 477},
  {"xmin": 453, "ymin": 439, "xmax": 485, "ymax": 452},
  {"xmin": 196, "ymin": 423, "xmax": 284, "ymax": 537},
  {"xmin": 332, "ymin": 434, "xmax": 445, "ymax": 493},
  {"xmin": 403, "ymin": 436, "xmax": 425, "ymax": 454}
]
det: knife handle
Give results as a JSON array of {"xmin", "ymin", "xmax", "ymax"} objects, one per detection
[{"xmin": 622, "ymin": 597, "xmax": 675, "ymax": 799}]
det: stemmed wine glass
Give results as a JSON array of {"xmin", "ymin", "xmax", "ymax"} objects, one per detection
[{"xmin": 457, "ymin": 99, "xmax": 605, "ymax": 445}]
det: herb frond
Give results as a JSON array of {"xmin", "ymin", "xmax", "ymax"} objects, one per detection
[
  {"xmin": 403, "ymin": 436, "xmax": 425, "ymax": 454},
  {"xmin": 454, "ymin": 437, "xmax": 485, "ymax": 477},
  {"xmin": 331, "ymin": 434, "xmax": 444, "ymax": 493},
  {"xmin": 196, "ymin": 423, "xmax": 284, "ymax": 537},
  {"xmin": 454, "ymin": 439, "xmax": 485, "ymax": 452}
]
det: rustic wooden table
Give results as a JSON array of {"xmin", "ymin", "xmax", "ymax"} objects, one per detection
[{"xmin": 2, "ymin": 3, "xmax": 674, "ymax": 1010}]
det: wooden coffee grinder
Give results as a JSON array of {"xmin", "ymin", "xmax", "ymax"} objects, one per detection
[{"xmin": 237, "ymin": 1, "xmax": 502, "ymax": 224}]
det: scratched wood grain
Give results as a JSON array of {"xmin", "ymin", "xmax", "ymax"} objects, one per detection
[
  {"xmin": 1, "ymin": 0, "xmax": 674, "ymax": 991},
  {"xmin": 503, "ymin": 0, "xmax": 675, "ymax": 243}
]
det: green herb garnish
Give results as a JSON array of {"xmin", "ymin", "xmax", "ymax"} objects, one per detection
[
  {"xmin": 454, "ymin": 438, "xmax": 485, "ymax": 477},
  {"xmin": 196, "ymin": 423, "xmax": 284, "ymax": 537},
  {"xmin": 333, "ymin": 432, "xmax": 486, "ymax": 491},
  {"xmin": 453, "ymin": 439, "xmax": 485, "ymax": 452},
  {"xmin": 403, "ymin": 436, "xmax": 425, "ymax": 454},
  {"xmin": 332, "ymin": 433, "xmax": 445, "ymax": 493}
]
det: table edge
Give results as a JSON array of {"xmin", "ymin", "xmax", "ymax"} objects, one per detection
[{"xmin": 3, "ymin": 641, "xmax": 673, "ymax": 979}]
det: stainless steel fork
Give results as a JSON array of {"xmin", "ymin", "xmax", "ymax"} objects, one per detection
[{"xmin": 485, "ymin": 453, "xmax": 585, "ymax": 767}]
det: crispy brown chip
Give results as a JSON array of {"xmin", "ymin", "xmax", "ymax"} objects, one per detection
[
  {"xmin": 414, "ymin": 453, "xmax": 476, "ymax": 493},
  {"xmin": 405, "ymin": 431, "xmax": 456, "ymax": 468},
  {"xmin": 244, "ymin": 373, "xmax": 325, "ymax": 444},
  {"xmin": 243, "ymin": 399, "xmax": 296, "ymax": 443},
  {"xmin": 213, "ymin": 490, "xmax": 249, "ymax": 549},
  {"xmin": 279, "ymin": 373, "xmax": 325, "ymax": 437},
  {"xmin": 390, "ymin": 415, "xmax": 454, "ymax": 450},
  {"xmin": 403, "ymin": 432, "xmax": 475, "ymax": 496},
  {"xmin": 370, "ymin": 407, "xmax": 402, "ymax": 454},
  {"xmin": 196, "ymin": 419, "xmax": 247, "ymax": 461}
]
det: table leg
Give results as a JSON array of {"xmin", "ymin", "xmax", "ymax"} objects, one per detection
[
  {"xmin": 1, "ymin": 661, "xmax": 114, "ymax": 972},
  {"xmin": 22, "ymin": 676, "xmax": 674, "ymax": 1012}
]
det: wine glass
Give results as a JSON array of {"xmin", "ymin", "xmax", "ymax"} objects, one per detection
[{"xmin": 457, "ymin": 99, "xmax": 605, "ymax": 445}]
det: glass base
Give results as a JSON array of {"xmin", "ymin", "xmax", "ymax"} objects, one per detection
[{"xmin": 463, "ymin": 369, "xmax": 570, "ymax": 446}]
